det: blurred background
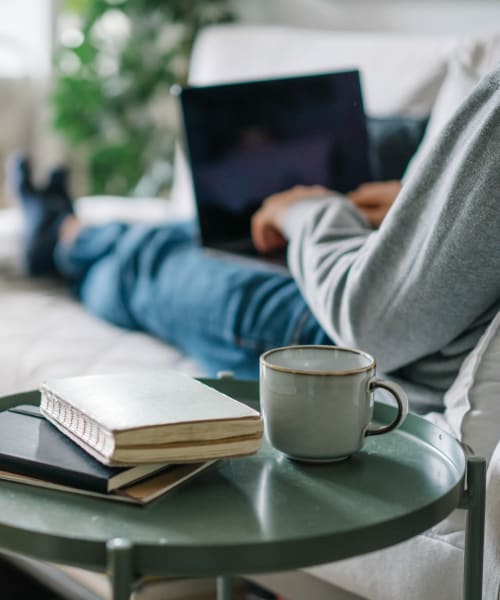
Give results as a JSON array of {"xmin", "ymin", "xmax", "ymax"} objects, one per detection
[{"xmin": 1, "ymin": 0, "xmax": 500, "ymax": 205}]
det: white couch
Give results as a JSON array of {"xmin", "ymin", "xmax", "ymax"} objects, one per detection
[{"xmin": 1, "ymin": 23, "xmax": 500, "ymax": 600}]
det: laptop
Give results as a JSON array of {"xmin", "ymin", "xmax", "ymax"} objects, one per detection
[{"xmin": 176, "ymin": 70, "xmax": 372, "ymax": 271}]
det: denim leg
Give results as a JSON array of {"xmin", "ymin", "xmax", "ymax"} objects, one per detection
[
  {"xmin": 56, "ymin": 220, "xmax": 332, "ymax": 378},
  {"xmin": 55, "ymin": 221, "xmax": 197, "ymax": 330},
  {"xmin": 55, "ymin": 222, "xmax": 129, "ymax": 281}
]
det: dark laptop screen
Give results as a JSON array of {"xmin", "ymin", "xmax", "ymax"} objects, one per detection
[{"xmin": 179, "ymin": 70, "xmax": 372, "ymax": 247}]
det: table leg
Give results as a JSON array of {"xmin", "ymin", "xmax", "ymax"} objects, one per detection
[
  {"xmin": 107, "ymin": 538, "xmax": 134, "ymax": 600},
  {"xmin": 217, "ymin": 575, "xmax": 233, "ymax": 600},
  {"xmin": 461, "ymin": 456, "xmax": 486, "ymax": 600}
]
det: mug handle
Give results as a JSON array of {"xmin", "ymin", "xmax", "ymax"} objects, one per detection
[{"xmin": 365, "ymin": 378, "xmax": 409, "ymax": 436}]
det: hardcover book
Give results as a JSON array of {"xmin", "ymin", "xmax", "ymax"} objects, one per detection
[
  {"xmin": 0, "ymin": 461, "xmax": 216, "ymax": 505},
  {"xmin": 39, "ymin": 372, "xmax": 263, "ymax": 465},
  {"xmin": 0, "ymin": 405, "xmax": 167, "ymax": 493}
]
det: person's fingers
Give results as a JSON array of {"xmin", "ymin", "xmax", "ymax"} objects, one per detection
[
  {"xmin": 357, "ymin": 206, "xmax": 386, "ymax": 228},
  {"xmin": 251, "ymin": 207, "xmax": 272, "ymax": 253},
  {"xmin": 349, "ymin": 181, "xmax": 386, "ymax": 199},
  {"xmin": 349, "ymin": 194, "xmax": 385, "ymax": 207},
  {"xmin": 348, "ymin": 181, "xmax": 403, "ymax": 227},
  {"xmin": 349, "ymin": 182, "xmax": 371, "ymax": 194},
  {"xmin": 254, "ymin": 184, "xmax": 333, "ymax": 252},
  {"xmin": 251, "ymin": 209, "xmax": 286, "ymax": 253},
  {"xmin": 261, "ymin": 225, "xmax": 286, "ymax": 253},
  {"xmin": 349, "ymin": 181, "xmax": 401, "ymax": 199}
]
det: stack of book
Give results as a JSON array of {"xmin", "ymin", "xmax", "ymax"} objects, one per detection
[{"xmin": 0, "ymin": 373, "xmax": 263, "ymax": 505}]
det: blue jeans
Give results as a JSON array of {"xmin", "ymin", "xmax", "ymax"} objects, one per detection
[{"xmin": 55, "ymin": 220, "xmax": 331, "ymax": 378}]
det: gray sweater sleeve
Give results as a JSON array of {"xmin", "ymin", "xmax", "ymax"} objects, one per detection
[{"xmin": 283, "ymin": 66, "xmax": 500, "ymax": 383}]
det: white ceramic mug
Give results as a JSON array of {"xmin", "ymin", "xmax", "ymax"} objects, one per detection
[{"xmin": 260, "ymin": 345, "xmax": 408, "ymax": 462}]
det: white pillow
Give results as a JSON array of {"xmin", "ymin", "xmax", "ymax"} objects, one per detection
[
  {"xmin": 473, "ymin": 32, "xmax": 500, "ymax": 77},
  {"xmin": 421, "ymin": 58, "xmax": 479, "ymax": 139},
  {"xmin": 189, "ymin": 25, "xmax": 461, "ymax": 116},
  {"xmin": 403, "ymin": 53, "xmax": 480, "ymax": 182},
  {"xmin": 438, "ymin": 310, "xmax": 500, "ymax": 464},
  {"xmin": 401, "ymin": 26, "xmax": 500, "ymax": 182}
]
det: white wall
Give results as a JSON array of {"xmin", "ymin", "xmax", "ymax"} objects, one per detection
[
  {"xmin": 0, "ymin": 0, "xmax": 55, "ymax": 204},
  {"xmin": 0, "ymin": 0, "xmax": 54, "ymax": 78},
  {"xmin": 233, "ymin": 0, "xmax": 500, "ymax": 35}
]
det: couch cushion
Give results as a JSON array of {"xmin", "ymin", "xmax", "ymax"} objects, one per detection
[
  {"xmin": 403, "ymin": 33, "xmax": 500, "ymax": 182},
  {"xmin": 0, "ymin": 271, "xmax": 199, "ymax": 396},
  {"xmin": 189, "ymin": 25, "xmax": 464, "ymax": 116},
  {"xmin": 403, "ymin": 51, "xmax": 481, "ymax": 182},
  {"xmin": 439, "ymin": 310, "xmax": 500, "ymax": 464},
  {"xmin": 484, "ymin": 440, "xmax": 500, "ymax": 600},
  {"xmin": 421, "ymin": 309, "xmax": 500, "ymax": 541},
  {"xmin": 305, "ymin": 529, "xmax": 464, "ymax": 600},
  {"xmin": 0, "ymin": 199, "xmax": 200, "ymax": 398}
]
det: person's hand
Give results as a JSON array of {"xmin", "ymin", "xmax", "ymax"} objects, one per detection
[
  {"xmin": 347, "ymin": 180, "xmax": 402, "ymax": 228},
  {"xmin": 251, "ymin": 185, "xmax": 332, "ymax": 254}
]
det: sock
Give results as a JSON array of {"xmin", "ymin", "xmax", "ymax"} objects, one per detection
[{"xmin": 7, "ymin": 155, "xmax": 74, "ymax": 276}]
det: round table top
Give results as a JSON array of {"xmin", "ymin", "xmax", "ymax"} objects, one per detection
[{"xmin": 0, "ymin": 380, "xmax": 466, "ymax": 577}]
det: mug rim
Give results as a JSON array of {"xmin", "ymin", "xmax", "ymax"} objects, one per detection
[{"xmin": 260, "ymin": 345, "xmax": 376, "ymax": 376}]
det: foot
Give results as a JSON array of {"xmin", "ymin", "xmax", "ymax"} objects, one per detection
[{"xmin": 7, "ymin": 155, "xmax": 74, "ymax": 275}]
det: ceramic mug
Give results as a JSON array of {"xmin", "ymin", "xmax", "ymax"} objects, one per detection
[{"xmin": 260, "ymin": 345, "xmax": 409, "ymax": 462}]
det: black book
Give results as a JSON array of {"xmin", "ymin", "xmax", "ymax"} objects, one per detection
[{"xmin": 0, "ymin": 405, "xmax": 168, "ymax": 493}]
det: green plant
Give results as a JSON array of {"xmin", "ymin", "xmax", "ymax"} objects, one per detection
[{"xmin": 53, "ymin": 0, "xmax": 235, "ymax": 196}]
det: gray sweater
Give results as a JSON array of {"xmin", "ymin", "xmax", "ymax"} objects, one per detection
[{"xmin": 283, "ymin": 65, "xmax": 500, "ymax": 408}]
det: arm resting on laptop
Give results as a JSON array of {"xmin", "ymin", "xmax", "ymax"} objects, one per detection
[
  {"xmin": 281, "ymin": 67, "xmax": 500, "ymax": 377},
  {"xmin": 251, "ymin": 181, "xmax": 401, "ymax": 253}
]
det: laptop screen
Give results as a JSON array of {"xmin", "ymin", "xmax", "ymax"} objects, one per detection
[{"xmin": 178, "ymin": 70, "xmax": 372, "ymax": 248}]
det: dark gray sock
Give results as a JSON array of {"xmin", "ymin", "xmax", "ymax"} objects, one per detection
[{"xmin": 7, "ymin": 155, "xmax": 74, "ymax": 276}]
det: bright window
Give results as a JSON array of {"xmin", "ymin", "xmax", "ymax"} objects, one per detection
[{"xmin": 0, "ymin": 0, "xmax": 53, "ymax": 78}]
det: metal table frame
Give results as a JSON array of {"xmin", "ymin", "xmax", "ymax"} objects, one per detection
[
  {"xmin": 105, "ymin": 455, "xmax": 486, "ymax": 600},
  {"xmin": 0, "ymin": 381, "xmax": 486, "ymax": 600}
]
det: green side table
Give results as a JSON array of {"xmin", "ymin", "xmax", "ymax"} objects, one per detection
[{"xmin": 0, "ymin": 380, "xmax": 485, "ymax": 600}]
